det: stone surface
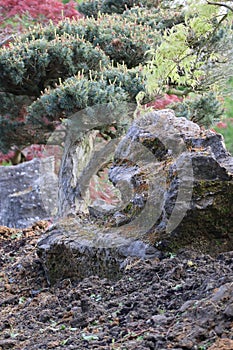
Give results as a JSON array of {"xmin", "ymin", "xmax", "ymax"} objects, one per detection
[
  {"xmin": 37, "ymin": 216, "xmax": 161, "ymax": 285},
  {"xmin": 0, "ymin": 157, "xmax": 58, "ymax": 228},
  {"xmin": 108, "ymin": 110, "xmax": 233, "ymax": 253},
  {"xmin": 37, "ymin": 109, "xmax": 233, "ymax": 283}
]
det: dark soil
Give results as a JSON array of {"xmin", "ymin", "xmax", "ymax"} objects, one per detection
[{"xmin": 0, "ymin": 222, "xmax": 233, "ymax": 350}]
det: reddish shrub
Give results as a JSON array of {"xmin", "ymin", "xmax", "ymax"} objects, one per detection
[
  {"xmin": 22, "ymin": 144, "xmax": 44, "ymax": 161},
  {"xmin": 145, "ymin": 94, "xmax": 182, "ymax": 110},
  {"xmin": 0, "ymin": 0, "xmax": 82, "ymax": 48},
  {"xmin": 0, "ymin": 150, "xmax": 16, "ymax": 164},
  {"xmin": 0, "ymin": 0, "xmax": 82, "ymax": 23},
  {"xmin": 215, "ymin": 121, "xmax": 228, "ymax": 129},
  {"xmin": 0, "ymin": 145, "xmax": 44, "ymax": 165}
]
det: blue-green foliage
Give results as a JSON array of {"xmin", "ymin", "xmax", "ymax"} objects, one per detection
[
  {"xmin": 171, "ymin": 93, "xmax": 223, "ymax": 128},
  {"xmin": 77, "ymin": 0, "xmax": 141, "ymax": 18},
  {"xmin": 0, "ymin": 35, "xmax": 109, "ymax": 96},
  {"xmin": 19, "ymin": 15, "xmax": 160, "ymax": 68},
  {"xmin": 0, "ymin": 0, "xmax": 231, "ymax": 152},
  {"xmin": 27, "ymin": 66, "xmax": 145, "ymax": 123}
]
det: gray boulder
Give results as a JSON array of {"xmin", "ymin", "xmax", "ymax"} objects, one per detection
[
  {"xmin": 0, "ymin": 157, "xmax": 58, "ymax": 228},
  {"xmin": 109, "ymin": 110, "xmax": 233, "ymax": 252},
  {"xmin": 37, "ymin": 110, "xmax": 233, "ymax": 284}
]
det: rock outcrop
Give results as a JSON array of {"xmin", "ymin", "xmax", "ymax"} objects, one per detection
[
  {"xmin": 37, "ymin": 110, "xmax": 233, "ymax": 284},
  {"xmin": 0, "ymin": 157, "xmax": 58, "ymax": 228},
  {"xmin": 108, "ymin": 110, "xmax": 233, "ymax": 253}
]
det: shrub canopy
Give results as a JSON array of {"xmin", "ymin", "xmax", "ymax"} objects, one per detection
[{"xmin": 0, "ymin": 0, "xmax": 232, "ymax": 156}]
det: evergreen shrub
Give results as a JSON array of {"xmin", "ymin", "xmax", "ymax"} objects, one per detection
[
  {"xmin": 170, "ymin": 92, "xmax": 223, "ymax": 128},
  {"xmin": 0, "ymin": 35, "xmax": 109, "ymax": 96},
  {"xmin": 0, "ymin": 0, "xmax": 230, "ymax": 159},
  {"xmin": 27, "ymin": 66, "xmax": 146, "ymax": 124},
  {"xmin": 19, "ymin": 15, "xmax": 160, "ymax": 67},
  {"xmin": 122, "ymin": 6, "xmax": 185, "ymax": 31},
  {"xmin": 77, "ymin": 0, "xmax": 141, "ymax": 18}
]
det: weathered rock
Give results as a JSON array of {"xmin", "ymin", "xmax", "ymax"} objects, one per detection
[
  {"xmin": 0, "ymin": 157, "xmax": 58, "ymax": 228},
  {"xmin": 37, "ymin": 109, "xmax": 233, "ymax": 283},
  {"xmin": 108, "ymin": 110, "xmax": 233, "ymax": 254},
  {"xmin": 0, "ymin": 339, "xmax": 18, "ymax": 349},
  {"xmin": 37, "ymin": 216, "xmax": 161, "ymax": 285}
]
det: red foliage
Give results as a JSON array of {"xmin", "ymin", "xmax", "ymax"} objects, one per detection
[
  {"xmin": 0, "ymin": 0, "xmax": 82, "ymax": 24},
  {"xmin": 145, "ymin": 94, "xmax": 182, "ymax": 110},
  {"xmin": 0, "ymin": 145, "xmax": 44, "ymax": 165},
  {"xmin": 215, "ymin": 121, "xmax": 228, "ymax": 129},
  {"xmin": 22, "ymin": 144, "xmax": 44, "ymax": 161},
  {"xmin": 0, "ymin": 150, "xmax": 16, "ymax": 163}
]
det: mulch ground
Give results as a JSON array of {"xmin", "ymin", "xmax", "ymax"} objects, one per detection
[{"xmin": 0, "ymin": 222, "xmax": 233, "ymax": 350}]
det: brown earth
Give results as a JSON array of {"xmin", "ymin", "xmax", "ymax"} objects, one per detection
[{"xmin": 0, "ymin": 222, "xmax": 232, "ymax": 350}]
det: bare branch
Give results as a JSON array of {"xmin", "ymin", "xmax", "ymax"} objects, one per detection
[
  {"xmin": 207, "ymin": 0, "xmax": 233, "ymax": 12},
  {"xmin": 0, "ymin": 35, "xmax": 13, "ymax": 47}
]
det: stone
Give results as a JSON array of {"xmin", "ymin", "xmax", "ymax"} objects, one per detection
[
  {"xmin": 0, "ymin": 339, "xmax": 18, "ymax": 349},
  {"xmin": 223, "ymin": 301, "xmax": 233, "ymax": 318},
  {"xmin": 37, "ymin": 216, "xmax": 161, "ymax": 285},
  {"xmin": 208, "ymin": 338, "xmax": 233, "ymax": 350},
  {"xmin": 0, "ymin": 157, "xmax": 58, "ymax": 228},
  {"xmin": 108, "ymin": 110, "xmax": 233, "ymax": 254},
  {"xmin": 37, "ymin": 109, "xmax": 233, "ymax": 284}
]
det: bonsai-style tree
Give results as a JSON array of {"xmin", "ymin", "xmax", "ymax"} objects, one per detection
[{"xmin": 0, "ymin": 0, "xmax": 232, "ymax": 162}]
